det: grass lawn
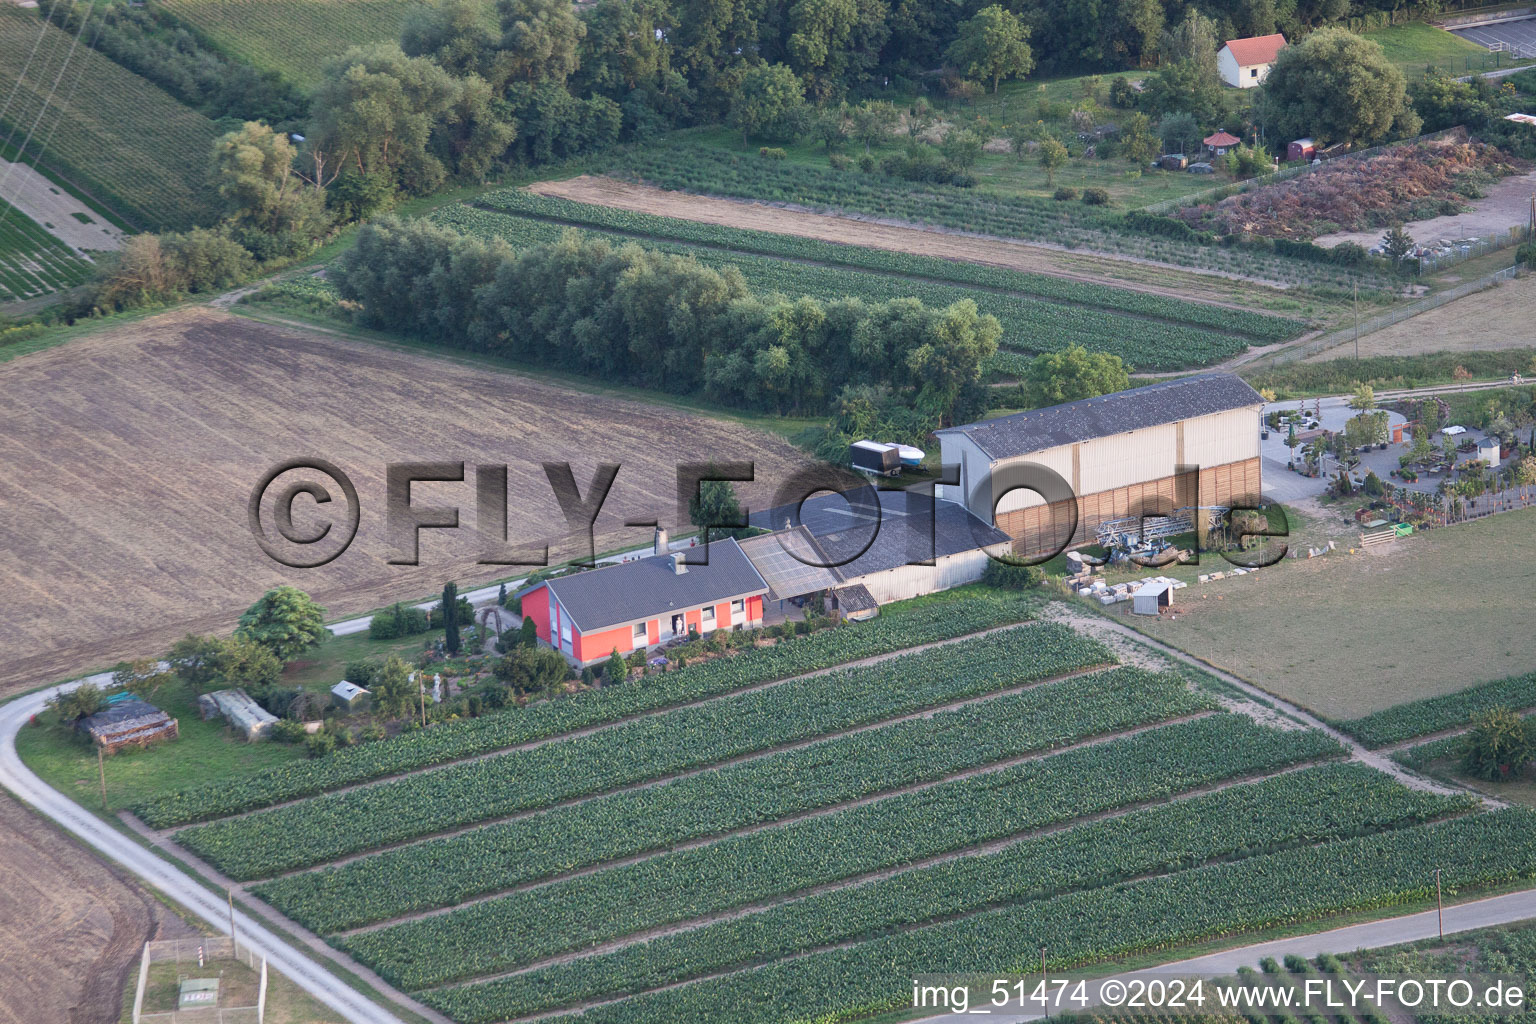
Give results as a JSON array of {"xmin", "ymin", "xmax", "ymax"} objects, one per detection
[
  {"xmin": 1362, "ymin": 23, "xmax": 1503, "ymax": 77},
  {"xmin": 1119, "ymin": 505, "xmax": 1536, "ymax": 720},
  {"xmin": 15, "ymin": 630, "xmax": 435, "ymax": 811},
  {"xmin": 120, "ymin": 953, "xmax": 341, "ymax": 1023}
]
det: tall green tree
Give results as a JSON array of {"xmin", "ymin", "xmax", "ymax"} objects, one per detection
[
  {"xmin": 689, "ymin": 472, "xmax": 747, "ymax": 537},
  {"xmin": 442, "ymin": 581, "xmax": 461, "ymax": 655},
  {"xmin": 1157, "ymin": 111, "xmax": 1199, "ymax": 155},
  {"xmin": 945, "ymin": 5, "xmax": 1034, "ymax": 94},
  {"xmin": 209, "ymin": 122, "xmax": 329, "ymax": 247},
  {"xmin": 728, "ymin": 62, "xmax": 806, "ymax": 142},
  {"xmin": 167, "ymin": 634, "xmax": 226, "ymax": 692},
  {"xmin": 1463, "ymin": 707, "xmax": 1533, "ymax": 780},
  {"xmin": 849, "ymin": 99, "xmax": 898, "ymax": 152},
  {"xmin": 1022, "ymin": 346, "xmax": 1130, "ymax": 407},
  {"xmin": 495, "ymin": 0, "xmax": 587, "ymax": 86},
  {"xmin": 370, "ymin": 656, "xmax": 416, "ymax": 719},
  {"xmin": 1256, "ymin": 29, "xmax": 1420, "ymax": 146},
  {"xmin": 236, "ymin": 586, "xmax": 328, "ymax": 662}
]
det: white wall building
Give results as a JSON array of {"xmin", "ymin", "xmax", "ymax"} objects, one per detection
[{"xmin": 1218, "ymin": 34, "xmax": 1287, "ymax": 88}]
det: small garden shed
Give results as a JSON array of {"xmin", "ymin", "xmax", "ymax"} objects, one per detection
[{"xmin": 332, "ymin": 680, "xmax": 369, "ymax": 711}]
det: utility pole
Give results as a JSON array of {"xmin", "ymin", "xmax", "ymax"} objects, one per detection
[
  {"xmin": 1041, "ymin": 946, "xmax": 1048, "ymax": 1018},
  {"xmin": 1354, "ymin": 280, "xmax": 1360, "ymax": 361},
  {"xmin": 96, "ymin": 744, "xmax": 107, "ymax": 812},
  {"xmin": 228, "ymin": 888, "xmax": 238, "ymax": 948},
  {"xmin": 419, "ymin": 674, "xmax": 427, "ymax": 728},
  {"xmin": 1435, "ymin": 868, "xmax": 1443, "ymax": 938}
]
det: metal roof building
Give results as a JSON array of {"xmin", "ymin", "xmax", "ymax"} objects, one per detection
[{"xmin": 936, "ymin": 373, "xmax": 1264, "ymax": 557}]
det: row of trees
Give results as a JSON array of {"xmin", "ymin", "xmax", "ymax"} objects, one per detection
[{"xmin": 332, "ymin": 216, "xmax": 1000, "ymax": 426}]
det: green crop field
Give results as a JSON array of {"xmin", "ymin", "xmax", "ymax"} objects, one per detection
[
  {"xmin": 155, "ymin": 0, "xmax": 435, "ymax": 88},
  {"xmin": 128, "ymin": 602, "xmax": 1536, "ymax": 1024},
  {"xmin": 605, "ymin": 141, "xmax": 1399, "ymax": 294},
  {"xmin": 0, "ymin": 202, "xmax": 93, "ymax": 301},
  {"xmin": 0, "ymin": 6, "xmax": 221, "ymax": 230}
]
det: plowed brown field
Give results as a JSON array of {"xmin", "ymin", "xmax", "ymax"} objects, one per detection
[{"xmin": 0, "ymin": 308, "xmax": 811, "ymax": 693}]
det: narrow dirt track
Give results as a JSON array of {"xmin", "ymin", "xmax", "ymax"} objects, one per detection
[{"xmin": 529, "ymin": 176, "xmax": 1283, "ymax": 308}]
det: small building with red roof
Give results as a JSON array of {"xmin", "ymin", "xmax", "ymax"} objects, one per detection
[
  {"xmin": 1203, "ymin": 130, "xmax": 1242, "ymax": 157},
  {"xmin": 1218, "ymin": 33, "xmax": 1286, "ymax": 88}
]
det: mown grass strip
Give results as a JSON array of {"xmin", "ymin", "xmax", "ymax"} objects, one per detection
[
  {"xmin": 177, "ymin": 623, "xmax": 1108, "ymax": 879},
  {"xmin": 531, "ymin": 807, "xmax": 1536, "ymax": 1024},
  {"xmin": 425, "ymin": 763, "xmax": 1469, "ymax": 1022},
  {"xmin": 256, "ymin": 666, "xmax": 1210, "ymax": 934},
  {"xmin": 339, "ymin": 715, "xmax": 1343, "ymax": 990},
  {"xmin": 138, "ymin": 588, "xmax": 1039, "ymax": 829},
  {"xmin": 1336, "ymin": 671, "xmax": 1536, "ymax": 748}
]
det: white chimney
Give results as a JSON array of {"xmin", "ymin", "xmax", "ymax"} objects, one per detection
[
  {"xmin": 654, "ymin": 526, "xmax": 668, "ymax": 557},
  {"xmin": 671, "ymin": 552, "xmax": 688, "ymax": 575}
]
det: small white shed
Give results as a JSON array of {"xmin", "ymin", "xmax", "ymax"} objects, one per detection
[
  {"xmin": 204, "ymin": 688, "xmax": 278, "ymax": 741},
  {"xmin": 1132, "ymin": 580, "xmax": 1174, "ymax": 616},
  {"xmin": 1480, "ymin": 435, "xmax": 1502, "ymax": 468},
  {"xmin": 332, "ymin": 680, "xmax": 370, "ymax": 711}
]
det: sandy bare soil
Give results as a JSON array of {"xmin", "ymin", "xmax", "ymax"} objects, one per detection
[
  {"xmin": 0, "ymin": 159, "xmax": 122, "ymax": 252},
  {"xmin": 1314, "ymin": 168, "xmax": 1536, "ymax": 249},
  {"xmin": 1306, "ymin": 272, "xmax": 1536, "ymax": 360},
  {"xmin": 529, "ymin": 176, "xmax": 1278, "ymax": 309},
  {"xmin": 0, "ymin": 793, "xmax": 193, "ymax": 1024},
  {"xmin": 0, "ymin": 308, "xmax": 811, "ymax": 693}
]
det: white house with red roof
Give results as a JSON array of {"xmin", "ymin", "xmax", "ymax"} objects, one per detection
[{"xmin": 1218, "ymin": 33, "xmax": 1286, "ymax": 88}]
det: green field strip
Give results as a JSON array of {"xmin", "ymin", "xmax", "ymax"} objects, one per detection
[
  {"xmin": 424, "ymin": 763, "xmax": 1470, "ymax": 1022},
  {"xmin": 474, "ymin": 189, "xmax": 1306, "ymax": 340},
  {"xmin": 338, "ymin": 715, "xmax": 1344, "ymax": 990},
  {"xmin": 430, "ymin": 203, "xmax": 1253, "ymax": 372},
  {"xmin": 1337, "ymin": 670, "xmax": 1536, "ymax": 748},
  {"xmin": 0, "ymin": 6, "xmax": 221, "ymax": 231},
  {"xmin": 519, "ymin": 807, "xmax": 1536, "ymax": 1024},
  {"xmin": 176, "ymin": 624, "xmax": 1111, "ymax": 879},
  {"xmin": 137, "ymin": 589, "xmax": 1040, "ymax": 829},
  {"xmin": 256, "ymin": 666, "xmax": 1212, "ymax": 934}
]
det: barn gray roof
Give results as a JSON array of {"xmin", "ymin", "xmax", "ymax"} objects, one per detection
[
  {"xmin": 937, "ymin": 373, "xmax": 1264, "ymax": 461},
  {"xmin": 542, "ymin": 537, "xmax": 768, "ymax": 632}
]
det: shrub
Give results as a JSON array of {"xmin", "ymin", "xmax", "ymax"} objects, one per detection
[
  {"xmin": 1052, "ymin": 187, "xmax": 1078, "ymax": 201},
  {"xmin": 759, "ymin": 147, "xmax": 787, "ymax": 160},
  {"xmin": 1081, "ymin": 187, "xmax": 1111, "ymax": 206},
  {"xmin": 1462, "ymin": 707, "xmax": 1532, "ymax": 780},
  {"xmin": 1283, "ymin": 954, "xmax": 1310, "ymax": 973},
  {"xmin": 269, "ymin": 719, "xmax": 308, "ymax": 744},
  {"xmin": 858, "ymin": 154, "xmax": 875, "ymax": 173},
  {"xmin": 1519, "ymin": 241, "xmax": 1536, "ymax": 269},
  {"xmin": 305, "ymin": 730, "xmax": 337, "ymax": 758},
  {"xmin": 983, "ymin": 558, "xmax": 1045, "ymax": 590},
  {"xmin": 828, "ymin": 153, "xmax": 852, "ymax": 171},
  {"xmin": 1109, "ymin": 77, "xmax": 1136, "ymax": 108}
]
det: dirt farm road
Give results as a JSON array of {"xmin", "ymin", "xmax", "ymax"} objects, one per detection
[{"xmin": 0, "ymin": 685, "xmax": 418, "ymax": 1024}]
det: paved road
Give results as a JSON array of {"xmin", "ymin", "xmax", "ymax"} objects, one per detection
[
  {"xmin": 916, "ymin": 888, "xmax": 1536, "ymax": 1023},
  {"xmin": 0, "ymin": 685, "xmax": 412, "ymax": 1024}
]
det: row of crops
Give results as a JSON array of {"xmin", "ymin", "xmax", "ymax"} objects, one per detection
[
  {"xmin": 0, "ymin": 6, "xmax": 221, "ymax": 231},
  {"xmin": 155, "ymin": 0, "xmax": 423, "ymax": 89},
  {"xmin": 424, "ymin": 763, "xmax": 1470, "ymax": 1022},
  {"xmin": 337, "ymin": 715, "xmax": 1344, "ymax": 990},
  {"xmin": 429, "ymin": 204, "xmax": 1253, "ymax": 372},
  {"xmin": 256, "ymin": 666, "xmax": 1213, "ymax": 933},
  {"xmin": 607, "ymin": 143, "xmax": 1398, "ymax": 294},
  {"xmin": 176, "ymin": 624, "xmax": 1112, "ymax": 879},
  {"xmin": 1337, "ymin": 669, "xmax": 1536, "ymax": 748},
  {"xmin": 0, "ymin": 204, "xmax": 93, "ymax": 300},
  {"xmin": 137, "ymin": 588, "xmax": 1039, "ymax": 829},
  {"xmin": 476, "ymin": 189, "xmax": 1306, "ymax": 341},
  {"xmin": 489, "ymin": 807, "xmax": 1536, "ymax": 1024}
]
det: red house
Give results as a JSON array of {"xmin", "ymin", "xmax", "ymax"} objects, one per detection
[{"xmin": 518, "ymin": 534, "xmax": 769, "ymax": 666}]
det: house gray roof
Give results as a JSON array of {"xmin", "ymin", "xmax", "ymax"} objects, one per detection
[
  {"xmin": 937, "ymin": 373, "xmax": 1264, "ymax": 461},
  {"xmin": 749, "ymin": 486, "xmax": 1010, "ymax": 580},
  {"xmin": 542, "ymin": 537, "xmax": 769, "ymax": 633}
]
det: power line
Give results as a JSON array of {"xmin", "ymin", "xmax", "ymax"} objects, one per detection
[
  {"xmin": 0, "ymin": 1, "xmax": 67, "ymax": 168},
  {"xmin": 0, "ymin": 0, "xmax": 86, "ymax": 213}
]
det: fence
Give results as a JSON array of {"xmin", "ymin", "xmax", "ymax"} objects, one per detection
[
  {"xmin": 131, "ymin": 937, "xmax": 267, "ymax": 1024},
  {"xmin": 1254, "ymin": 264, "xmax": 1525, "ymax": 366},
  {"xmin": 1418, "ymin": 225, "xmax": 1531, "ymax": 272},
  {"xmin": 1139, "ymin": 127, "xmax": 1471, "ymax": 216}
]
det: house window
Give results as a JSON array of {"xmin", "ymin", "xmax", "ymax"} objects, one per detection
[
  {"xmin": 701, "ymin": 605, "xmax": 716, "ymax": 626},
  {"xmin": 1250, "ymin": 67, "xmax": 1258, "ymax": 77},
  {"xmin": 633, "ymin": 622, "xmax": 647, "ymax": 643},
  {"xmin": 731, "ymin": 599, "xmax": 744, "ymax": 614},
  {"xmin": 560, "ymin": 623, "xmax": 572, "ymax": 650}
]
